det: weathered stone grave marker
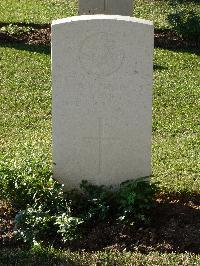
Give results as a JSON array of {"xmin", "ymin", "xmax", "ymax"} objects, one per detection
[
  {"xmin": 79, "ymin": 0, "xmax": 133, "ymax": 16},
  {"xmin": 52, "ymin": 3, "xmax": 153, "ymax": 189}
]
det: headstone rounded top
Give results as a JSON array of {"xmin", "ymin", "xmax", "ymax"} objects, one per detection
[{"xmin": 52, "ymin": 15, "xmax": 153, "ymax": 27}]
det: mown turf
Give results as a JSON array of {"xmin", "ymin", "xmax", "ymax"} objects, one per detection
[
  {"xmin": 0, "ymin": 0, "xmax": 78, "ymax": 24},
  {"xmin": 0, "ymin": 247, "xmax": 200, "ymax": 266},
  {"xmin": 152, "ymin": 48, "xmax": 200, "ymax": 194},
  {"xmin": 0, "ymin": 0, "xmax": 199, "ymax": 29},
  {"xmin": 0, "ymin": 44, "xmax": 51, "ymax": 166},
  {"xmin": 0, "ymin": 44, "xmax": 199, "ymax": 194},
  {"xmin": 135, "ymin": 0, "xmax": 200, "ymax": 29}
]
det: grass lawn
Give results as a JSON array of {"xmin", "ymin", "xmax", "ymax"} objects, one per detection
[
  {"xmin": 0, "ymin": 0, "xmax": 200, "ymax": 29},
  {"xmin": 1, "ymin": 44, "xmax": 199, "ymax": 195},
  {"xmin": 0, "ymin": 0, "xmax": 78, "ymax": 25},
  {"xmin": 135, "ymin": 0, "xmax": 200, "ymax": 29},
  {"xmin": 153, "ymin": 48, "xmax": 200, "ymax": 194},
  {"xmin": 0, "ymin": 0, "xmax": 200, "ymax": 264},
  {"xmin": 0, "ymin": 247, "xmax": 200, "ymax": 266}
]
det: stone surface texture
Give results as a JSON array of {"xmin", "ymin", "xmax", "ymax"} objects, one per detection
[
  {"xmin": 52, "ymin": 15, "xmax": 154, "ymax": 189},
  {"xmin": 79, "ymin": 0, "xmax": 133, "ymax": 16}
]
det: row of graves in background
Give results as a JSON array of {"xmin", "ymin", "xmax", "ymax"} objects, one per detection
[{"xmin": 52, "ymin": 0, "xmax": 154, "ymax": 189}]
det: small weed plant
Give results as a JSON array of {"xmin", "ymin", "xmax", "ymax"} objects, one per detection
[
  {"xmin": 0, "ymin": 159, "xmax": 157, "ymax": 245},
  {"xmin": 68, "ymin": 180, "xmax": 157, "ymax": 225}
]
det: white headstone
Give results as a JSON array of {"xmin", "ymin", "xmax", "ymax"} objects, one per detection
[
  {"xmin": 52, "ymin": 15, "xmax": 153, "ymax": 189},
  {"xmin": 79, "ymin": 0, "xmax": 133, "ymax": 16}
]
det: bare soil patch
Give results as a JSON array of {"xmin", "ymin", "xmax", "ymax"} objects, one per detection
[
  {"xmin": 1, "ymin": 197, "xmax": 199, "ymax": 254},
  {"xmin": 154, "ymin": 29, "xmax": 200, "ymax": 50},
  {"xmin": 0, "ymin": 24, "xmax": 199, "ymax": 50},
  {"xmin": 69, "ymin": 196, "xmax": 200, "ymax": 254},
  {"xmin": 0, "ymin": 202, "xmax": 15, "ymax": 247},
  {"xmin": 0, "ymin": 26, "xmax": 50, "ymax": 45}
]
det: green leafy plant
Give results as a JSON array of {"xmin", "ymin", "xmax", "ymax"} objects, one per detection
[
  {"xmin": 14, "ymin": 205, "xmax": 82, "ymax": 245},
  {"xmin": 55, "ymin": 212, "xmax": 82, "ymax": 242},
  {"xmin": 14, "ymin": 206, "xmax": 57, "ymax": 244},
  {"xmin": 13, "ymin": 177, "xmax": 83, "ymax": 244},
  {"xmin": 117, "ymin": 179, "xmax": 157, "ymax": 223},
  {"xmin": 0, "ymin": 158, "xmax": 82, "ymax": 244},
  {"xmin": 68, "ymin": 179, "xmax": 158, "ymax": 225},
  {"xmin": 13, "ymin": 178, "xmax": 157, "ymax": 245},
  {"xmin": 0, "ymin": 158, "xmax": 53, "ymax": 209},
  {"xmin": 0, "ymin": 158, "xmax": 157, "ymax": 245}
]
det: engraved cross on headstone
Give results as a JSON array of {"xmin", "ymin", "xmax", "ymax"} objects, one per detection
[
  {"xmin": 79, "ymin": 0, "xmax": 133, "ymax": 16},
  {"xmin": 83, "ymin": 118, "xmax": 120, "ymax": 175},
  {"xmin": 104, "ymin": 0, "xmax": 107, "ymax": 12}
]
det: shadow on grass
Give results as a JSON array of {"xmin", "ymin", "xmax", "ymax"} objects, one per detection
[
  {"xmin": 169, "ymin": 0, "xmax": 200, "ymax": 5},
  {"xmin": 153, "ymin": 64, "xmax": 168, "ymax": 71},
  {"xmin": 1, "ymin": 39, "xmax": 199, "ymax": 59},
  {"xmin": 0, "ymin": 23, "xmax": 199, "ymax": 56},
  {"xmin": 160, "ymin": 45, "xmax": 200, "ymax": 56},
  {"xmin": 0, "ymin": 21, "xmax": 49, "ymax": 28},
  {"xmin": 154, "ymin": 28, "xmax": 200, "ymax": 56},
  {"xmin": 0, "ymin": 42, "xmax": 50, "ymax": 55},
  {"xmin": 67, "ymin": 193, "xmax": 200, "ymax": 254}
]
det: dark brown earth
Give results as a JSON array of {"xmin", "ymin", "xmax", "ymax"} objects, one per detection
[
  {"xmin": 0, "ymin": 202, "xmax": 15, "ymax": 247},
  {"xmin": 69, "ymin": 195, "xmax": 200, "ymax": 254},
  {"xmin": 1, "ymin": 196, "xmax": 200, "ymax": 254},
  {"xmin": 0, "ymin": 23, "xmax": 200, "ymax": 51},
  {"xmin": 0, "ymin": 25, "xmax": 51, "ymax": 45}
]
